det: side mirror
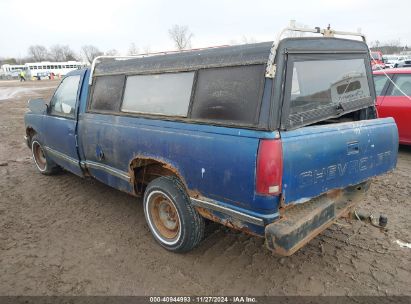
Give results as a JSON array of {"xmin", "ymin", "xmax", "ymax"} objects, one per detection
[{"xmin": 28, "ymin": 98, "xmax": 48, "ymax": 114}]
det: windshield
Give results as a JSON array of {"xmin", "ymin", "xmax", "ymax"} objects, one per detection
[{"xmin": 286, "ymin": 57, "xmax": 373, "ymax": 128}]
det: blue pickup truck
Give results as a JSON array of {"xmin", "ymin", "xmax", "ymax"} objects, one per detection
[{"xmin": 24, "ymin": 27, "xmax": 398, "ymax": 255}]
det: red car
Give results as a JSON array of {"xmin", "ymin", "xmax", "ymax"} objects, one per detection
[
  {"xmin": 373, "ymin": 68, "xmax": 411, "ymax": 145},
  {"xmin": 370, "ymin": 51, "xmax": 386, "ymax": 70}
]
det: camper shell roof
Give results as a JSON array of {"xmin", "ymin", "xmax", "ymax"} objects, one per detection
[
  {"xmin": 275, "ymin": 37, "xmax": 369, "ymax": 55},
  {"xmin": 93, "ymin": 42, "xmax": 272, "ymax": 76},
  {"xmin": 93, "ymin": 37, "xmax": 369, "ymax": 77}
]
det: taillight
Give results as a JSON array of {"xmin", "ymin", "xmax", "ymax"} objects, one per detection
[{"xmin": 256, "ymin": 139, "xmax": 283, "ymax": 195}]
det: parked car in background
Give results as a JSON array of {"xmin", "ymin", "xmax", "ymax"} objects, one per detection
[
  {"xmin": 374, "ymin": 68, "xmax": 411, "ymax": 145},
  {"xmin": 35, "ymin": 72, "xmax": 50, "ymax": 80},
  {"xmin": 6, "ymin": 69, "xmax": 23, "ymax": 79},
  {"xmin": 394, "ymin": 59, "xmax": 411, "ymax": 68},
  {"xmin": 383, "ymin": 55, "xmax": 406, "ymax": 69}
]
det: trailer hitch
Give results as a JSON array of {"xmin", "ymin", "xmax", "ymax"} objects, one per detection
[{"xmin": 351, "ymin": 210, "xmax": 388, "ymax": 230}]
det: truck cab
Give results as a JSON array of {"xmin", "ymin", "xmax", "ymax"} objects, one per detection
[{"xmin": 24, "ymin": 25, "xmax": 398, "ymax": 256}]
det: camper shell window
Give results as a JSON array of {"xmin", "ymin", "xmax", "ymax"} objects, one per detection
[
  {"xmin": 190, "ymin": 65, "xmax": 265, "ymax": 125},
  {"xmin": 90, "ymin": 42, "xmax": 272, "ymax": 127},
  {"xmin": 90, "ymin": 75, "xmax": 125, "ymax": 112},
  {"xmin": 90, "ymin": 65, "xmax": 266, "ymax": 127},
  {"xmin": 121, "ymin": 72, "xmax": 195, "ymax": 117}
]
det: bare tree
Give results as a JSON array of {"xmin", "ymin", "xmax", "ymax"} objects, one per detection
[
  {"xmin": 128, "ymin": 43, "xmax": 139, "ymax": 55},
  {"xmin": 105, "ymin": 49, "xmax": 120, "ymax": 56},
  {"xmin": 386, "ymin": 39, "xmax": 401, "ymax": 47},
  {"xmin": 49, "ymin": 44, "xmax": 77, "ymax": 61},
  {"xmin": 229, "ymin": 36, "xmax": 258, "ymax": 46},
  {"xmin": 15, "ymin": 57, "xmax": 28, "ymax": 65},
  {"xmin": 0, "ymin": 57, "xmax": 17, "ymax": 65},
  {"xmin": 81, "ymin": 45, "xmax": 103, "ymax": 63},
  {"xmin": 241, "ymin": 36, "xmax": 258, "ymax": 44},
  {"xmin": 370, "ymin": 40, "xmax": 380, "ymax": 48},
  {"xmin": 370, "ymin": 39, "xmax": 405, "ymax": 54},
  {"xmin": 27, "ymin": 45, "xmax": 49, "ymax": 61},
  {"xmin": 143, "ymin": 45, "xmax": 151, "ymax": 55},
  {"xmin": 168, "ymin": 25, "xmax": 193, "ymax": 51}
]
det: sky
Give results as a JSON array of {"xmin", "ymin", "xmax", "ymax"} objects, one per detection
[{"xmin": 1, "ymin": 0, "xmax": 410, "ymax": 59}]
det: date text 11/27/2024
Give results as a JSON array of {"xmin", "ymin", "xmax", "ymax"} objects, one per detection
[{"xmin": 149, "ymin": 296, "xmax": 257, "ymax": 303}]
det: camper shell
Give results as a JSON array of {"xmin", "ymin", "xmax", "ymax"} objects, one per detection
[{"xmin": 90, "ymin": 37, "xmax": 377, "ymax": 132}]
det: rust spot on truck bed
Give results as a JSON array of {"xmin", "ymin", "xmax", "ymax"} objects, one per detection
[
  {"xmin": 128, "ymin": 155, "xmax": 187, "ymax": 195},
  {"xmin": 187, "ymin": 189, "xmax": 202, "ymax": 199}
]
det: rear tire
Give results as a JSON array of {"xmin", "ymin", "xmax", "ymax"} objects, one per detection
[
  {"xmin": 31, "ymin": 135, "xmax": 60, "ymax": 175},
  {"xmin": 143, "ymin": 176, "xmax": 205, "ymax": 253}
]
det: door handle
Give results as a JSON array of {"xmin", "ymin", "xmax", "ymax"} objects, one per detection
[{"xmin": 347, "ymin": 141, "xmax": 359, "ymax": 155}]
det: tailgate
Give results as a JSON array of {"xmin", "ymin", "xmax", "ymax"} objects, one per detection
[{"xmin": 280, "ymin": 117, "xmax": 398, "ymax": 205}]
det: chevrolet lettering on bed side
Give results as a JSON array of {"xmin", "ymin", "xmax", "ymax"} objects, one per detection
[{"xmin": 299, "ymin": 151, "xmax": 393, "ymax": 187}]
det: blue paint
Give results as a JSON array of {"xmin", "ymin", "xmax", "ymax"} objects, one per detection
[
  {"xmin": 24, "ymin": 67, "xmax": 399, "ymax": 238},
  {"xmin": 78, "ymin": 112, "xmax": 281, "ymax": 215},
  {"xmin": 281, "ymin": 118, "xmax": 398, "ymax": 204}
]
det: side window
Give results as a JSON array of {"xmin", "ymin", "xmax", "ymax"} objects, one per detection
[
  {"xmin": 90, "ymin": 75, "xmax": 125, "ymax": 112},
  {"xmin": 50, "ymin": 75, "xmax": 81, "ymax": 117},
  {"xmin": 389, "ymin": 74, "xmax": 411, "ymax": 96},
  {"xmin": 121, "ymin": 72, "xmax": 194, "ymax": 116},
  {"xmin": 190, "ymin": 65, "xmax": 265, "ymax": 125},
  {"xmin": 373, "ymin": 75, "xmax": 390, "ymax": 96}
]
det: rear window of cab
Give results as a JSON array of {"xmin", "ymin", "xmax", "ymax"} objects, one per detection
[
  {"xmin": 373, "ymin": 73, "xmax": 411, "ymax": 96},
  {"xmin": 284, "ymin": 55, "xmax": 374, "ymax": 129},
  {"xmin": 373, "ymin": 74, "xmax": 390, "ymax": 96},
  {"xmin": 88, "ymin": 64, "xmax": 265, "ymax": 127}
]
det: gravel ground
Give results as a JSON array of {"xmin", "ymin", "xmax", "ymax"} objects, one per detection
[{"xmin": 0, "ymin": 80, "xmax": 410, "ymax": 296}]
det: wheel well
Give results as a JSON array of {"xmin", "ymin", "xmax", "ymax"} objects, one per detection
[
  {"xmin": 130, "ymin": 158, "xmax": 183, "ymax": 195},
  {"xmin": 26, "ymin": 127, "xmax": 36, "ymax": 144}
]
